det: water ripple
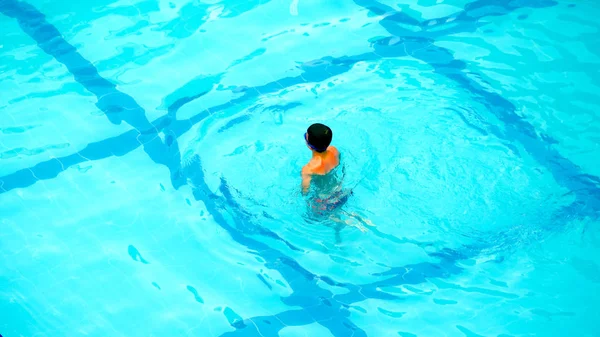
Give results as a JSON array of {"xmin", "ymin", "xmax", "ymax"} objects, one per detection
[{"xmin": 1, "ymin": 0, "xmax": 599, "ymax": 336}]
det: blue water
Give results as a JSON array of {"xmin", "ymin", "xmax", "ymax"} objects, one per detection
[{"xmin": 1, "ymin": 0, "xmax": 599, "ymax": 336}]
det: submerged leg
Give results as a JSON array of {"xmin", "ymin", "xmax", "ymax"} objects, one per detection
[
  {"xmin": 330, "ymin": 214, "xmax": 368, "ymax": 232},
  {"xmin": 340, "ymin": 210, "xmax": 375, "ymax": 229},
  {"xmin": 334, "ymin": 223, "xmax": 342, "ymax": 244}
]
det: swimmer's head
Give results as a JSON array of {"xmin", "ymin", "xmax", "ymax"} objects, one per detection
[{"xmin": 305, "ymin": 123, "xmax": 332, "ymax": 153}]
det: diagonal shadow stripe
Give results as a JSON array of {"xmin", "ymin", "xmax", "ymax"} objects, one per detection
[
  {"xmin": 1, "ymin": 1, "xmax": 598, "ymax": 336},
  {"xmin": 0, "ymin": 46, "xmax": 370, "ymax": 193},
  {"xmin": 0, "ymin": 0, "xmax": 182, "ymax": 193},
  {"xmin": 357, "ymin": 0, "xmax": 560, "ymax": 39},
  {"xmin": 183, "ymin": 156, "xmax": 471, "ymax": 337},
  {"xmin": 352, "ymin": 0, "xmax": 600, "ymax": 215},
  {"xmin": 0, "ymin": 0, "xmax": 308, "ymax": 267},
  {"xmin": 0, "ymin": 0, "xmax": 154, "ymax": 131}
]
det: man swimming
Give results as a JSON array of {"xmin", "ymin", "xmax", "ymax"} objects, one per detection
[
  {"xmin": 301, "ymin": 123, "xmax": 374, "ymax": 232},
  {"xmin": 301, "ymin": 123, "xmax": 339, "ymax": 194}
]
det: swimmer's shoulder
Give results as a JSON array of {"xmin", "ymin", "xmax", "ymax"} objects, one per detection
[
  {"xmin": 329, "ymin": 146, "xmax": 340, "ymax": 165},
  {"xmin": 328, "ymin": 146, "xmax": 340, "ymax": 161}
]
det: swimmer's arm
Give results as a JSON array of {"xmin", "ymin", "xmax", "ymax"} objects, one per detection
[{"xmin": 301, "ymin": 166, "xmax": 312, "ymax": 195}]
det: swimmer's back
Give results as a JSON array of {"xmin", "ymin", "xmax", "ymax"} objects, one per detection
[
  {"xmin": 305, "ymin": 146, "xmax": 339, "ymax": 175},
  {"xmin": 301, "ymin": 145, "xmax": 340, "ymax": 194}
]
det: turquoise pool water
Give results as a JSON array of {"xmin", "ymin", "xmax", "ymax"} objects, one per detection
[{"xmin": 1, "ymin": 0, "xmax": 599, "ymax": 336}]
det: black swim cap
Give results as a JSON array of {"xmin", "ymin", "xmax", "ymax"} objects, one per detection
[{"xmin": 307, "ymin": 123, "xmax": 332, "ymax": 152}]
